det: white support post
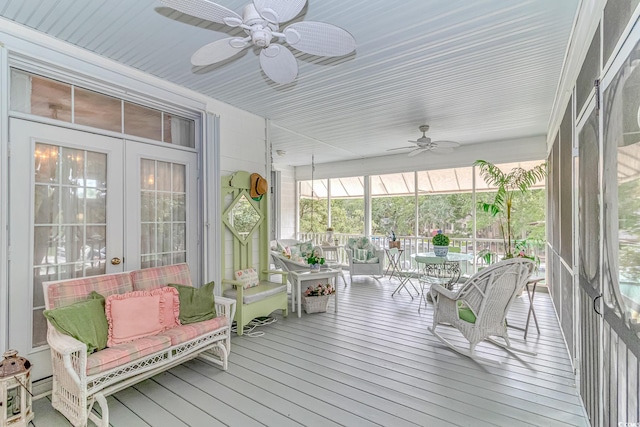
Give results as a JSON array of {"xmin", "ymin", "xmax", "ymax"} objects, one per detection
[
  {"xmin": 327, "ymin": 179, "xmax": 332, "ymax": 228},
  {"xmin": 0, "ymin": 43, "xmax": 8, "ymax": 353},
  {"xmin": 414, "ymin": 171, "xmax": 419, "ymax": 238},
  {"xmin": 203, "ymin": 112, "xmax": 221, "ymax": 295},
  {"xmin": 364, "ymin": 175, "xmax": 371, "ymax": 236},
  {"xmin": 472, "ymin": 165, "xmax": 477, "ymax": 274}
]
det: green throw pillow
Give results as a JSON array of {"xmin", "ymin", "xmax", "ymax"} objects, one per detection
[
  {"xmin": 43, "ymin": 291, "xmax": 108, "ymax": 354},
  {"xmin": 457, "ymin": 301, "xmax": 476, "ymax": 323},
  {"xmin": 169, "ymin": 281, "xmax": 216, "ymax": 324}
]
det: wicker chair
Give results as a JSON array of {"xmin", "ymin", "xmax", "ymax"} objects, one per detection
[
  {"xmin": 428, "ymin": 258, "xmax": 536, "ymax": 365},
  {"xmin": 344, "ymin": 237, "xmax": 384, "ymax": 284}
]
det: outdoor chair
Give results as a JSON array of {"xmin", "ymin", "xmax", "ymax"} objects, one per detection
[
  {"xmin": 428, "ymin": 258, "xmax": 536, "ymax": 365},
  {"xmin": 344, "ymin": 236, "xmax": 384, "ymax": 284}
]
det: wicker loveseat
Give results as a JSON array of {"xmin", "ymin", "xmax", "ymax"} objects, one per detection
[{"xmin": 43, "ymin": 263, "xmax": 235, "ymax": 427}]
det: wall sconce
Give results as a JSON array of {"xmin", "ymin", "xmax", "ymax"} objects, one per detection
[{"xmin": 0, "ymin": 350, "xmax": 33, "ymax": 427}]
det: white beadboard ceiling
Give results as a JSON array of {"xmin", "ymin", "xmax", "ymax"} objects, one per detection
[{"xmin": 0, "ymin": 0, "xmax": 578, "ymax": 167}]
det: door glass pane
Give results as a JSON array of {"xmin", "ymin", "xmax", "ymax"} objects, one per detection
[
  {"xmin": 139, "ymin": 160, "xmax": 187, "ymax": 267},
  {"xmin": 32, "ymin": 143, "xmax": 108, "ymax": 348}
]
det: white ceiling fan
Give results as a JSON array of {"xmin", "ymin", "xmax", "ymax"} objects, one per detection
[
  {"xmin": 160, "ymin": 0, "xmax": 356, "ymax": 84},
  {"xmin": 387, "ymin": 125, "xmax": 460, "ymax": 157}
]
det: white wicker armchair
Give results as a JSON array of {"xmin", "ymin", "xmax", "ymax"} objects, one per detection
[
  {"xmin": 344, "ymin": 237, "xmax": 384, "ymax": 284},
  {"xmin": 428, "ymin": 258, "xmax": 536, "ymax": 365}
]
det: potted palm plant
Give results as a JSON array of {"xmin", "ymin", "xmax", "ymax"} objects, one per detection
[
  {"xmin": 432, "ymin": 231, "xmax": 450, "ymax": 257},
  {"xmin": 474, "ymin": 160, "xmax": 547, "ymax": 259}
]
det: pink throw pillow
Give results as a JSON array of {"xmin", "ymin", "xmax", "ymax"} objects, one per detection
[
  {"xmin": 105, "ymin": 287, "xmax": 180, "ymax": 347},
  {"xmin": 156, "ymin": 286, "xmax": 180, "ymax": 329}
]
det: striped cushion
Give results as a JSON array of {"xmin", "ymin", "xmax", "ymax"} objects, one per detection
[
  {"xmin": 157, "ymin": 316, "xmax": 229, "ymax": 345},
  {"xmin": 45, "ymin": 273, "xmax": 133, "ymax": 309},
  {"xmin": 86, "ymin": 335, "xmax": 171, "ymax": 376},
  {"xmin": 132, "ymin": 263, "xmax": 193, "ymax": 291}
]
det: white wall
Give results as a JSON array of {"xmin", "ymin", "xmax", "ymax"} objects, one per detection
[
  {"xmin": 295, "ymin": 135, "xmax": 547, "ymax": 180},
  {"xmin": 211, "ymin": 103, "xmax": 267, "ymax": 282},
  {"xmin": 274, "ymin": 165, "xmax": 297, "ymax": 239}
]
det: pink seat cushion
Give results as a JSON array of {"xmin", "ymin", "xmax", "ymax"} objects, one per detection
[
  {"xmin": 157, "ymin": 316, "xmax": 229, "ymax": 346},
  {"xmin": 86, "ymin": 335, "xmax": 171, "ymax": 376}
]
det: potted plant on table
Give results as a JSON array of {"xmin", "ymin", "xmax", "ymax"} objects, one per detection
[
  {"xmin": 432, "ymin": 231, "xmax": 450, "ymax": 257},
  {"xmin": 307, "ymin": 253, "xmax": 325, "ymax": 272},
  {"xmin": 389, "ymin": 230, "xmax": 400, "ymax": 249},
  {"xmin": 302, "ymin": 283, "xmax": 335, "ymax": 313}
]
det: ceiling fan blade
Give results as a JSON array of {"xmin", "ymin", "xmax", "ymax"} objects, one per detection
[
  {"xmin": 253, "ymin": 0, "xmax": 306, "ymax": 23},
  {"xmin": 432, "ymin": 140, "xmax": 460, "ymax": 148},
  {"xmin": 386, "ymin": 146, "xmax": 415, "ymax": 152},
  {"xmin": 408, "ymin": 148, "xmax": 429, "ymax": 157},
  {"xmin": 160, "ymin": 0, "xmax": 241, "ymax": 24},
  {"xmin": 191, "ymin": 38, "xmax": 248, "ymax": 66},
  {"xmin": 284, "ymin": 22, "xmax": 356, "ymax": 56},
  {"xmin": 431, "ymin": 147, "xmax": 455, "ymax": 153},
  {"xmin": 260, "ymin": 45, "xmax": 298, "ymax": 84}
]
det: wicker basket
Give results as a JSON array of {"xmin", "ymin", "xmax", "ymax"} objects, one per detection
[{"xmin": 302, "ymin": 295, "xmax": 333, "ymax": 313}]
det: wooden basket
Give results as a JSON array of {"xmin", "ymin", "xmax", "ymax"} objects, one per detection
[
  {"xmin": 389, "ymin": 241, "xmax": 401, "ymax": 249},
  {"xmin": 302, "ymin": 295, "xmax": 333, "ymax": 313}
]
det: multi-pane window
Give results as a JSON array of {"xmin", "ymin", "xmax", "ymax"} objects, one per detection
[
  {"xmin": 140, "ymin": 159, "xmax": 187, "ymax": 268},
  {"xmin": 32, "ymin": 143, "xmax": 108, "ymax": 346},
  {"xmin": 10, "ymin": 69, "xmax": 195, "ymax": 147}
]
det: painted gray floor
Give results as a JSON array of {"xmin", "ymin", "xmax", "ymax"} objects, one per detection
[{"xmin": 32, "ymin": 274, "xmax": 589, "ymax": 426}]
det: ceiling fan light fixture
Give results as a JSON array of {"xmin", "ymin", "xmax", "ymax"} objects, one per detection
[{"xmin": 162, "ymin": 0, "xmax": 355, "ymax": 84}]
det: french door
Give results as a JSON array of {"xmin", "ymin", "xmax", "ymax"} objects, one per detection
[{"xmin": 8, "ymin": 119, "xmax": 198, "ymax": 380}]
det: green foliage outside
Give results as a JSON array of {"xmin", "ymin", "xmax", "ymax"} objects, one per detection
[
  {"xmin": 301, "ymin": 189, "xmax": 545, "ymax": 242},
  {"xmin": 619, "ymin": 178, "xmax": 640, "ymax": 287},
  {"xmin": 299, "ymin": 198, "xmax": 364, "ymax": 234}
]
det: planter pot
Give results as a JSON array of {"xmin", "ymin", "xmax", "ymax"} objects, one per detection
[
  {"xmin": 302, "ymin": 295, "xmax": 333, "ymax": 313},
  {"xmin": 433, "ymin": 246, "xmax": 449, "ymax": 257},
  {"xmin": 389, "ymin": 241, "xmax": 401, "ymax": 249},
  {"xmin": 310, "ymin": 263, "xmax": 321, "ymax": 272},
  {"xmin": 326, "ymin": 230, "xmax": 334, "ymax": 242}
]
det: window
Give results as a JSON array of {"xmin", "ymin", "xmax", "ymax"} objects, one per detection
[
  {"xmin": 298, "ymin": 179, "xmax": 328, "ymax": 233},
  {"xmin": 371, "ymin": 172, "xmax": 415, "ymax": 236},
  {"xmin": 10, "ymin": 69, "xmax": 196, "ymax": 148},
  {"xmin": 330, "ymin": 177, "xmax": 364, "ymax": 235}
]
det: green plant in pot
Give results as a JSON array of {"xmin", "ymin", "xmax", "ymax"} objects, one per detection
[
  {"xmin": 307, "ymin": 254, "xmax": 325, "ymax": 272},
  {"xmin": 474, "ymin": 160, "xmax": 547, "ymax": 259},
  {"xmin": 432, "ymin": 231, "xmax": 450, "ymax": 257}
]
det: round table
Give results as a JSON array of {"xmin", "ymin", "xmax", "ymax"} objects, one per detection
[{"xmin": 411, "ymin": 252, "xmax": 473, "ymax": 312}]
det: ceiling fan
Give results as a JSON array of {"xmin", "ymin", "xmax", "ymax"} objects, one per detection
[
  {"xmin": 160, "ymin": 0, "xmax": 356, "ymax": 84},
  {"xmin": 387, "ymin": 125, "xmax": 460, "ymax": 157}
]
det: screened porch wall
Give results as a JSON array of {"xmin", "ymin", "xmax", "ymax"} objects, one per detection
[{"xmin": 545, "ymin": 1, "xmax": 640, "ymax": 424}]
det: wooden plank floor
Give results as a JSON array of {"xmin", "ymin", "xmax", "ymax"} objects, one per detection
[{"xmin": 32, "ymin": 274, "xmax": 589, "ymax": 427}]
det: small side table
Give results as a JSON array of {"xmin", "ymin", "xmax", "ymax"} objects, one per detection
[
  {"xmin": 508, "ymin": 277, "xmax": 543, "ymax": 339},
  {"xmin": 384, "ymin": 248, "xmax": 404, "ymax": 280},
  {"xmin": 288, "ymin": 269, "xmax": 341, "ymax": 317}
]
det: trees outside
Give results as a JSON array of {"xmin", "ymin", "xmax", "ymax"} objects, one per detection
[
  {"xmin": 417, "ymin": 193, "xmax": 474, "ymax": 238},
  {"xmin": 299, "ymin": 198, "xmax": 365, "ymax": 234},
  {"xmin": 301, "ymin": 189, "xmax": 545, "ymax": 240},
  {"xmin": 371, "ymin": 196, "xmax": 415, "ymax": 236}
]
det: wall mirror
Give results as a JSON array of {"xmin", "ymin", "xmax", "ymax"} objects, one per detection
[{"xmin": 224, "ymin": 193, "xmax": 262, "ymax": 244}]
